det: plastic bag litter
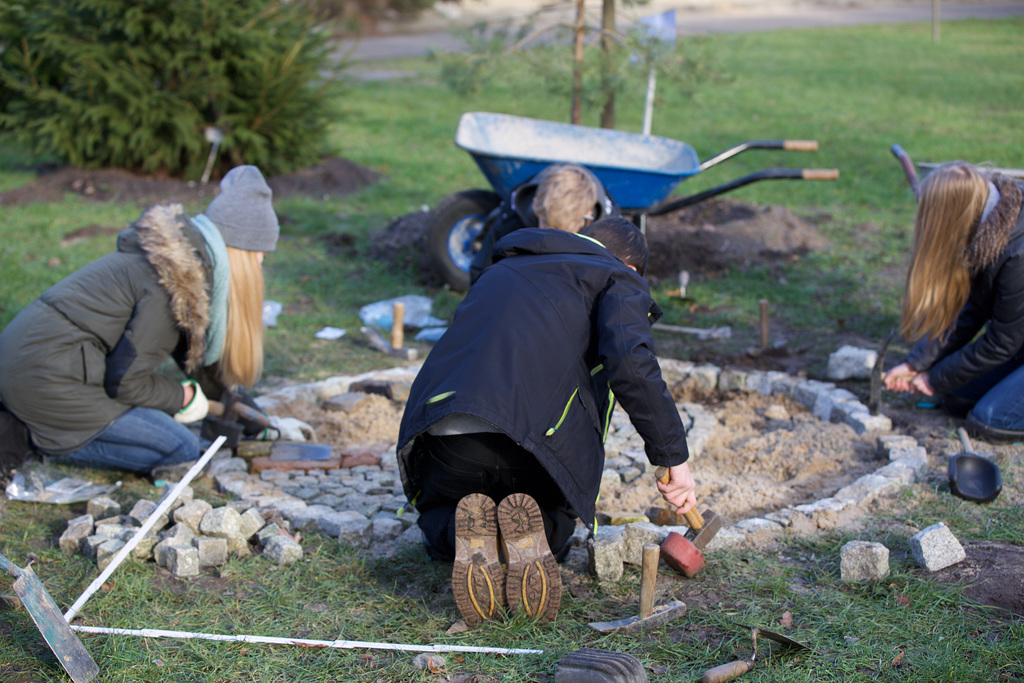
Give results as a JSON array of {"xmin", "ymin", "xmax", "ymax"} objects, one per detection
[
  {"xmin": 263, "ymin": 300, "xmax": 283, "ymax": 327},
  {"xmin": 415, "ymin": 327, "xmax": 447, "ymax": 342},
  {"xmin": 6, "ymin": 463, "xmax": 120, "ymax": 504},
  {"xmin": 359, "ymin": 295, "xmax": 446, "ymax": 329},
  {"xmin": 314, "ymin": 326, "xmax": 347, "ymax": 340}
]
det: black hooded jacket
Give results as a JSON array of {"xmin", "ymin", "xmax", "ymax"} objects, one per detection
[{"xmin": 397, "ymin": 228, "xmax": 688, "ymax": 530}]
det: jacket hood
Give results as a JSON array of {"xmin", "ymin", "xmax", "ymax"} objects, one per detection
[
  {"xmin": 118, "ymin": 203, "xmax": 210, "ymax": 372},
  {"xmin": 965, "ymin": 176, "xmax": 1023, "ymax": 274},
  {"xmin": 492, "ymin": 227, "xmax": 620, "ymax": 265}
]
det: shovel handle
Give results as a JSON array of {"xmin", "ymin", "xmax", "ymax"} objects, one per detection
[
  {"xmin": 957, "ymin": 427, "xmax": 974, "ymax": 454},
  {"xmin": 702, "ymin": 659, "xmax": 755, "ymax": 683},
  {"xmin": 0, "ymin": 551, "xmax": 18, "ymax": 577},
  {"xmin": 655, "ymin": 466, "xmax": 705, "ymax": 531}
]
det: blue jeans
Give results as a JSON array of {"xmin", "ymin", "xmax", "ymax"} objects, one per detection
[
  {"xmin": 60, "ymin": 407, "xmax": 200, "ymax": 473},
  {"xmin": 969, "ymin": 361, "xmax": 1024, "ymax": 431},
  {"xmin": 950, "ymin": 352, "xmax": 1024, "ymax": 431}
]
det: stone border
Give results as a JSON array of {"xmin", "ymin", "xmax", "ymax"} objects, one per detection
[
  {"xmin": 245, "ymin": 360, "xmax": 927, "ymax": 558},
  {"xmin": 64, "ymin": 361, "xmax": 931, "ymax": 578}
]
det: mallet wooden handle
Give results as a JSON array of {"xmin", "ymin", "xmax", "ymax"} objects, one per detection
[
  {"xmin": 207, "ymin": 400, "xmax": 271, "ymax": 428},
  {"xmin": 655, "ymin": 466, "xmax": 705, "ymax": 531}
]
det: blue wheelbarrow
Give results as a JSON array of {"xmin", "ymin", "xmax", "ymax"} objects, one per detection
[{"xmin": 427, "ymin": 111, "xmax": 839, "ymax": 290}]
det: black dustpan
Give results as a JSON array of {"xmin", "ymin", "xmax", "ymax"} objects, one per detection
[{"xmin": 949, "ymin": 428, "xmax": 1002, "ymax": 504}]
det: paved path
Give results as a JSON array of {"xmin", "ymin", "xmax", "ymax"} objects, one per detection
[{"xmin": 340, "ymin": 1, "xmax": 1024, "ymax": 63}]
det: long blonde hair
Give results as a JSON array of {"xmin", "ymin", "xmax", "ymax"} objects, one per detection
[
  {"xmin": 220, "ymin": 247, "xmax": 265, "ymax": 388},
  {"xmin": 900, "ymin": 162, "xmax": 988, "ymax": 342}
]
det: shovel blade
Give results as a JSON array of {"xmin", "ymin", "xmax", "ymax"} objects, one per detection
[{"xmin": 13, "ymin": 567, "xmax": 99, "ymax": 683}]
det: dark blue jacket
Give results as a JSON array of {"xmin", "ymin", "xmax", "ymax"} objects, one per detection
[{"xmin": 397, "ymin": 228, "xmax": 688, "ymax": 530}]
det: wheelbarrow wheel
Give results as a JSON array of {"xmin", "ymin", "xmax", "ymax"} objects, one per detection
[{"xmin": 427, "ymin": 189, "xmax": 501, "ymax": 291}]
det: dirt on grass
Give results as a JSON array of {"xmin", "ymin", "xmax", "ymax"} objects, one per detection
[
  {"xmin": 643, "ymin": 197, "xmax": 830, "ymax": 284},
  {"xmin": 0, "ymin": 157, "xmax": 380, "ymax": 208}
]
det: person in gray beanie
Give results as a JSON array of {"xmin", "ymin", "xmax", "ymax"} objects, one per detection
[
  {"xmin": 0, "ymin": 165, "xmax": 280, "ymax": 476},
  {"xmin": 205, "ymin": 165, "xmax": 280, "ymax": 253}
]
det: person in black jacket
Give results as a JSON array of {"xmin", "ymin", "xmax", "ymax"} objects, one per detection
[
  {"xmin": 884, "ymin": 162, "xmax": 1024, "ymax": 442},
  {"xmin": 397, "ymin": 216, "xmax": 695, "ymax": 626}
]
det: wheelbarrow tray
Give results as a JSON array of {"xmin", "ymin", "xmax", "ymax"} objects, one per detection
[{"xmin": 455, "ymin": 111, "xmax": 701, "ymax": 211}]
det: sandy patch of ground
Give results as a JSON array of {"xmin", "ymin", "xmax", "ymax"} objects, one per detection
[{"xmin": 598, "ymin": 392, "xmax": 881, "ymax": 524}]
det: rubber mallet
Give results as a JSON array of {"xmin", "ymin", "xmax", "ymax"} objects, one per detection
[{"xmin": 655, "ymin": 466, "xmax": 724, "ymax": 577}]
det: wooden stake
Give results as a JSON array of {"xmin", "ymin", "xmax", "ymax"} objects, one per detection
[
  {"xmin": 759, "ymin": 299, "xmax": 770, "ymax": 349},
  {"xmin": 640, "ymin": 543, "xmax": 660, "ymax": 619},
  {"xmin": 391, "ymin": 302, "xmax": 405, "ymax": 350}
]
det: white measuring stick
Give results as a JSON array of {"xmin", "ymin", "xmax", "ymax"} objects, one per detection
[
  {"xmin": 64, "ymin": 436, "xmax": 227, "ymax": 623},
  {"xmin": 69, "ymin": 625, "xmax": 544, "ymax": 655}
]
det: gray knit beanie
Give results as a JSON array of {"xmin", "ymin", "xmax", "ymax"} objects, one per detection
[{"xmin": 205, "ymin": 165, "xmax": 280, "ymax": 252}]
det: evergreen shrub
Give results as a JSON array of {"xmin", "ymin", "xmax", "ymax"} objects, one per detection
[{"xmin": 0, "ymin": 0, "xmax": 344, "ymax": 179}]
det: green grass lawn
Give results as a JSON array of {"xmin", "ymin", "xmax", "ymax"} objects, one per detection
[{"xmin": 1, "ymin": 15, "xmax": 1023, "ymax": 683}]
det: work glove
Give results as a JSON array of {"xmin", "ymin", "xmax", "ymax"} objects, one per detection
[
  {"xmin": 268, "ymin": 415, "xmax": 316, "ymax": 442},
  {"xmin": 175, "ymin": 379, "xmax": 210, "ymax": 424}
]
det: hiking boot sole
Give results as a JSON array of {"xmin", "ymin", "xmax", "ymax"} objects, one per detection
[
  {"xmin": 452, "ymin": 494, "xmax": 505, "ymax": 627},
  {"xmin": 498, "ymin": 493, "xmax": 561, "ymax": 622}
]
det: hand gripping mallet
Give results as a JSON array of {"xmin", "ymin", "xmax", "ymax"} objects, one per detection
[{"xmin": 655, "ymin": 466, "xmax": 723, "ymax": 577}]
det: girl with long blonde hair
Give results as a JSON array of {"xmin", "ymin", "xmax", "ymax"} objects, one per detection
[{"xmin": 884, "ymin": 162, "xmax": 1024, "ymax": 441}]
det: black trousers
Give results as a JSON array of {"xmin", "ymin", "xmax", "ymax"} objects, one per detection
[{"xmin": 415, "ymin": 432, "xmax": 577, "ymax": 563}]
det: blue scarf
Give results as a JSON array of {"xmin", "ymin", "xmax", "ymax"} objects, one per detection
[{"xmin": 191, "ymin": 214, "xmax": 230, "ymax": 365}]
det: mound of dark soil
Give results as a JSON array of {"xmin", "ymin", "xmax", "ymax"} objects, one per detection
[
  {"xmin": 370, "ymin": 196, "xmax": 830, "ymax": 288},
  {"xmin": 0, "ymin": 156, "xmax": 379, "ymax": 207},
  {"xmin": 644, "ymin": 197, "xmax": 829, "ymax": 283},
  {"xmin": 931, "ymin": 540, "xmax": 1024, "ymax": 615}
]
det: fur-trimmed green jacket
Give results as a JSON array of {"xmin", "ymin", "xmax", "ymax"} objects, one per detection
[{"xmin": 0, "ymin": 204, "xmax": 215, "ymax": 454}]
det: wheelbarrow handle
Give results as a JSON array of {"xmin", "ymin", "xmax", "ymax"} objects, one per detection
[
  {"xmin": 700, "ymin": 139, "xmax": 820, "ymax": 172},
  {"xmin": 784, "ymin": 140, "xmax": 818, "ymax": 152},
  {"xmin": 890, "ymin": 144, "xmax": 921, "ymax": 199},
  {"xmin": 647, "ymin": 168, "xmax": 839, "ymax": 217},
  {"xmin": 803, "ymin": 169, "xmax": 839, "ymax": 180}
]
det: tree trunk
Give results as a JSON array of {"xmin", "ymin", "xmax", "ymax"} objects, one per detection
[
  {"xmin": 571, "ymin": 0, "xmax": 586, "ymax": 124},
  {"xmin": 600, "ymin": 0, "xmax": 615, "ymax": 129}
]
